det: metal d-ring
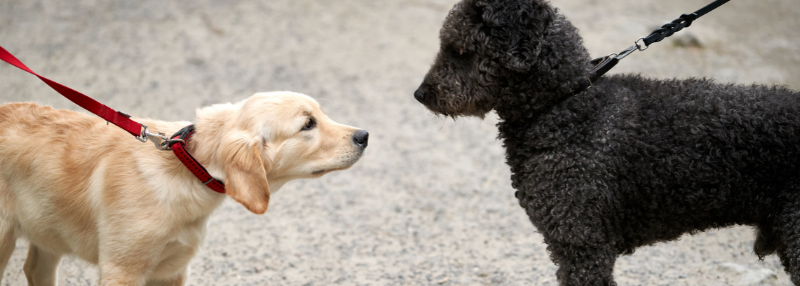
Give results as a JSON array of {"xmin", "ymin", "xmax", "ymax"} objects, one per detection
[
  {"xmin": 137, "ymin": 125, "xmax": 150, "ymax": 143},
  {"xmin": 635, "ymin": 37, "xmax": 649, "ymax": 51}
]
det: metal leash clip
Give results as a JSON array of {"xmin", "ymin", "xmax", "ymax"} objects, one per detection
[
  {"xmin": 137, "ymin": 125, "xmax": 185, "ymax": 151},
  {"xmin": 614, "ymin": 45, "xmax": 639, "ymax": 61}
]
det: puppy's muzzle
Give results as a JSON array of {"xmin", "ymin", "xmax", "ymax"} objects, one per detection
[{"xmin": 352, "ymin": 130, "xmax": 369, "ymax": 148}]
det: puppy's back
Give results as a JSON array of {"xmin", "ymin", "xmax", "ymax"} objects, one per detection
[{"xmin": 0, "ymin": 102, "xmax": 112, "ymax": 257}]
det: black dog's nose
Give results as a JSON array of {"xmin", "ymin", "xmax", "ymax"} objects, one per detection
[
  {"xmin": 414, "ymin": 87, "xmax": 426, "ymax": 103},
  {"xmin": 352, "ymin": 130, "xmax": 369, "ymax": 147}
]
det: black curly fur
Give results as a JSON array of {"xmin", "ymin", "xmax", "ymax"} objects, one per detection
[{"xmin": 414, "ymin": 0, "xmax": 800, "ymax": 285}]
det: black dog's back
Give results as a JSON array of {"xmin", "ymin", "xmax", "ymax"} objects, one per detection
[
  {"xmin": 569, "ymin": 75, "xmax": 800, "ymax": 245},
  {"xmin": 507, "ymin": 74, "xmax": 800, "ymax": 283}
]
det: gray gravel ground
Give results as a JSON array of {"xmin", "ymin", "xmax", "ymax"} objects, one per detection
[{"xmin": 1, "ymin": 0, "xmax": 799, "ymax": 285}]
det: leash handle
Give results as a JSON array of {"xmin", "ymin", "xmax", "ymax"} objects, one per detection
[
  {"xmin": 574, "ymin": 0, "xmax": 730, "ymax": 95},
  {"xmin": 640, "ymin": 0, "xmax": 730, "ymax": 47},
  {"xmin": 693, "ymin": 0, "xmax": 731, "ymax": 18},
  {"xmin": 0, "ymin": 45, "xmax": 144, "ymax": 137}
]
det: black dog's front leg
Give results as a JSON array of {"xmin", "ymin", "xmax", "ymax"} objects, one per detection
[
  {"xmin": 548, "ymin": 243, "xmax": 617, "ymax": 286},
  {"xmin": 517, "ymin": 165, "xmax": 621, "ymax": 286},
  {"xmin": 519, "ymin": 196, "xmax": 619, "ymax": 285}
]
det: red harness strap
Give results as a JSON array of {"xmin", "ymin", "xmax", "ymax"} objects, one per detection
[
  {"xmin": 0, "ymin": 45, "xmax": 225, "ymax": 194},
  {"xmin": 169, "ymin": 125, "xmax": 226, "ymax": 193}
]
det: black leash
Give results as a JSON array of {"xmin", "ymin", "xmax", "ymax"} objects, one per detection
[{"xmin": 572, "ymin": 0, "xmax": 730, "ymax": 95}]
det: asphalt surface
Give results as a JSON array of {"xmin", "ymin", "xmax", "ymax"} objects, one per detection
[{"xmin": 1, "ymin": 0, "xmax": 799, "ymax": 285}]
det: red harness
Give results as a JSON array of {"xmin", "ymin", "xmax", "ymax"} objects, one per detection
[
  {"xmin": 169, "ymin": 125, "xmax": 226, "ymax": 193},
  {"xmin": 0, "ymin": 45, "xmax": 225, "ymax": 194}
]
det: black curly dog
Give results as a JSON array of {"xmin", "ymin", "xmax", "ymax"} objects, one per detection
[{"xmin": 414, "ymin": 0, "xmax": 800, "ymax": 285}]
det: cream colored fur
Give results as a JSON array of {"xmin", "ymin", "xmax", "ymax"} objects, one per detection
[{"xmin": 0, "ymin": 91, "xmax": 367, "ymax": 285}]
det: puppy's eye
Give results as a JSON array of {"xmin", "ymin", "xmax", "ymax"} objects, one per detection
[{"xmin": 301, "ymin": 117, "xmax": 316, "ymax": 131}]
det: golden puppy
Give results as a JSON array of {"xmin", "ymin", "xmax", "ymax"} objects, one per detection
[{"xmin": 0, "ymin": 91, "xmax": 368, "ymax": 285}]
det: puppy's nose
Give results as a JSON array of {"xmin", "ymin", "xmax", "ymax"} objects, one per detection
[
  {"xmin": 352, "ymin": 130, "xmax": 369, "ymax": 148},
  {"xmin": 414, "ymin": 86, "xmax": 426, "ymax": 103}
]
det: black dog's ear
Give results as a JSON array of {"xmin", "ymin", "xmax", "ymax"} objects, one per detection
[{"xmin": 479, "ymin": 0, "xmax": 556, "ymax": 73}]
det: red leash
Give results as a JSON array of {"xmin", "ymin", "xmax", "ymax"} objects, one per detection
[
  {"xmin": 0, "ymin": 45, "xmax": 225, "ymax": 193},
  {"xmin": 0, "ymin": 46, "xmax": 142, "ymax": 136}
]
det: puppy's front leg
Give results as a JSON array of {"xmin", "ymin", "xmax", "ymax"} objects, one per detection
[
  {"xmin": 145, "ymin": 267, "xmax": 187, "ymax": 286},
  {"xmin": 0, "ymin": 221, "xmax": 15, "ymax": 281},
  {"xmin": 99, "ymin": 246, "xmax": 186, "ymax": 286},
  {"xmin": 98, "ymin": 232, "xmax": 160, "ymax": 286},
  {"xmin": 98, "ymin": 223, "xmax": 179, "ymax": 286},
  {"xmin": 99, "ymin": 261, "xmax": 148, "ymax": 286},
  {"xmin": 23, "ymin": 244, "xmax": 62, "ymax": 286},
  {"xmin": 98, "ymin": 241, "xmax": 166, "ymax": 286}
]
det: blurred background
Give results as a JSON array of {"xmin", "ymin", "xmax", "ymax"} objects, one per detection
[{"xmin": 1, "ymin": 0, "xmax": 798, "ymax": 285}]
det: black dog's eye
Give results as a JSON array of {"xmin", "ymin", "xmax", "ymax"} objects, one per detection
[
  {"xmin": 445, "ymin": 44, "xmax": 465, "ymax": 57},
  {"xmin": 302, "ymin": 117, "xmax": 316, "ymax": 131}
]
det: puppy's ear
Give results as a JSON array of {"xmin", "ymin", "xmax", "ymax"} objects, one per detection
[
  {"xmin": 482, "ymin": 0, "xmax": 555, "ymax": 72},
  {"xmin": 221, "ymin": 133, "xmax": 271, "ymax": 214}
]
